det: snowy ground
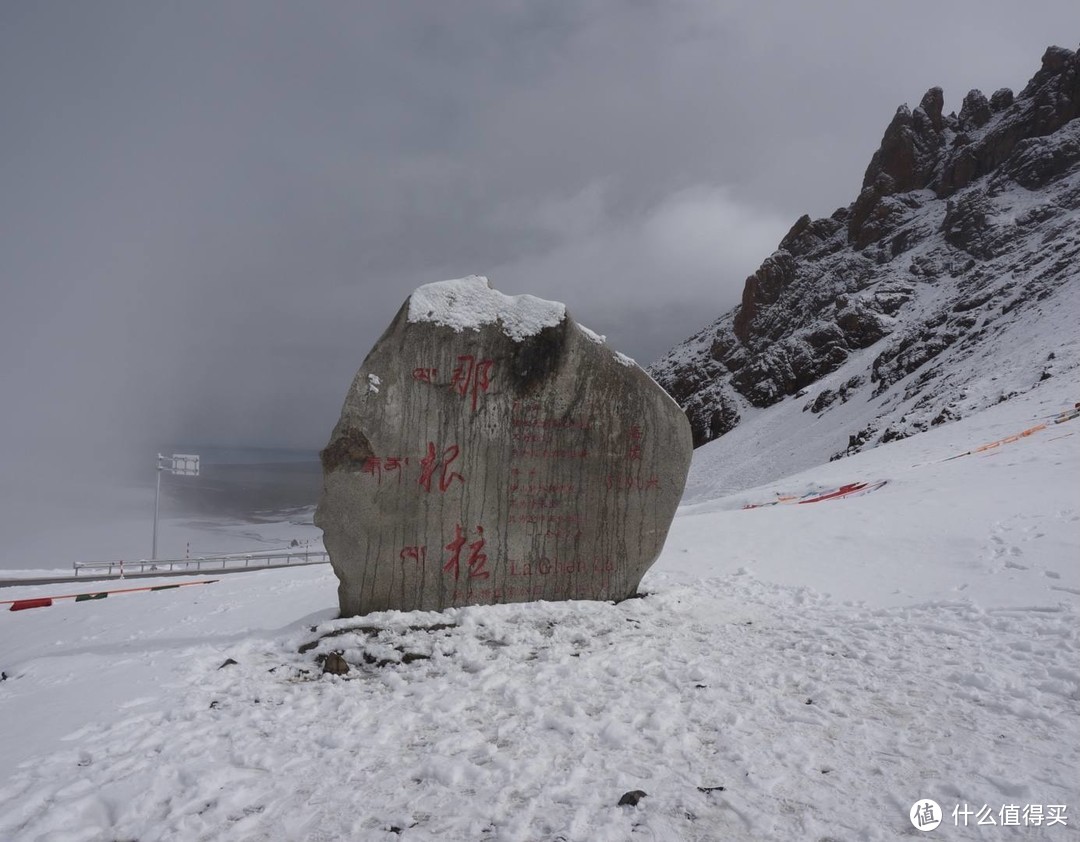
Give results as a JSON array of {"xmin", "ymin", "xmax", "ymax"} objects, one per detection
[{"xmin": 1, "ymin": 377, "xmax": 1077, "ymax": 841}]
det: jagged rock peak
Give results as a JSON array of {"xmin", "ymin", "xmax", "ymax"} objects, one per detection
[
  {"xmin": 1040, "ymin": 44, "xmax": 1075, "ymax": 73},
  {"xmin": 851, "ymin": 45, "xmax": 1080, "ymax": 248},
  {"xmin": 650, "ymin": 45, "xmax": 1080, "ymax": 453},
  {"xmin": 919, "ymin": 87, "xmax": 945, "ymax": 131},
  {"xmin": 958, "ymin": 89, "xmax": 991, "ymax": 130},
  {"xmin": 990, "ymin": 87, "xmax": 1014, "ymax": 111}
]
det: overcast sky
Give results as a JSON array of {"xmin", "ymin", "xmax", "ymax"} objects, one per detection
[{"xmin": 2, "ymin": 2, "xmax": 1077, "ymax": 493}]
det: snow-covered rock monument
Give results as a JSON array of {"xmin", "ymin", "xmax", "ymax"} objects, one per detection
[{"xmin": 316, "ymin": 276, "xmax": 693, "ymax": 616}]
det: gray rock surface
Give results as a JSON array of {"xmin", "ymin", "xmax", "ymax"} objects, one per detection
[{"xmin": 316, "ymin": 276, "xmax": 692, "ymax": 616}]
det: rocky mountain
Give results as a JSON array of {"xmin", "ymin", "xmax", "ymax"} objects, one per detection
[{"xmin": 651, "ymin": 46, "xmax": 1080, "ymax": 474}]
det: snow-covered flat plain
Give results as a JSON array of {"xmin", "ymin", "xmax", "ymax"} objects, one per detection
[{"xmin": 1, "ymin": 377, "xmax": 1077, "ymax": 841}]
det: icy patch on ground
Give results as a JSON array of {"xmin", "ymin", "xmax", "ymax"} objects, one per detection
[{"xmin": 407, "ymin": 276, "xmax": 566, "ymax": 342}]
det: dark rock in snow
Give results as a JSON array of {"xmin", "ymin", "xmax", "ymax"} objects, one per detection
[
  {"xmin": 618, "ymin": 790, "xmax": 648, "ymax": 807},
  {"xmin": 321, "ymin": 652, "xmax": 350, "ymax": 676},
  {"xmin": 999, "ymin": 120, "xmax": 1080, "ymax": 190}
]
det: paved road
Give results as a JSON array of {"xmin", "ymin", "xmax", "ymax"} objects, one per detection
[{"xmin": 0, "ymin": 560, "xmax": 329, "ymax": 589}]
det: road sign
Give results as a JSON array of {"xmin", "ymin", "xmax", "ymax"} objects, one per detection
[
  {"xmin": 154, "ymin": 452, "xmax": 201, "ymax": 559},
  {"xmin": 163, "ymin": 454, "xmax": 200, "ymax": 476}
]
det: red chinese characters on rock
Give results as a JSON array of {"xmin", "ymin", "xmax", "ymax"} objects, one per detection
[
  {"xmin": 411, "ymin": 357, "xmax": 495, "ymax": 413},
  {"xmin": 606, "ymin": 474, "xmax": 660, "ymax": 491},
  {"xmin": 507, "ymin": 557, "xmax": 614, "ymax": 577},
  {"xmin": 450, "ymin": 355, "xmax": 494, "ymax": 413},
  {"xmin": 509, "ymin": 402, "xmax": 592, "ymax": 460},
  {"xmin": 508, "ymin": 468, "xmax": 576, "ymax": 494},
  {"xmin": 511, "ymin": 447, "xmax": 589, "ymax": 460},
  {"xmin": 626, "ymin": 424, "xmax": 644, "ymax": 461},
  {"xmin": 398, "ymin": 523, "xmax": 490, "ymax": 582},
  {"xmin": 442, "ymin": 524, "xmax": 489, "ymax": 580},
  {"xmin": 418, "ymin": 442, "xmax": 463, "ymax": 493},
  {"xmin": 511, "ymin": 402, "xmax": 592, "ymax": 430},
  {"xmin": 358, "ymin": 443, "xmax": 463, "ymax": 492}
]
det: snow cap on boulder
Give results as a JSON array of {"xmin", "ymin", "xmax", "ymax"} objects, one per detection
[{"xmin": 407, "ymin": 275, "xmax": 566, "ymax": 341}]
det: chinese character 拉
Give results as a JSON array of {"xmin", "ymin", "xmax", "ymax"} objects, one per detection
[{"xmin": 443, "ymin": 524, "xmax": 489, "ymax": 580}]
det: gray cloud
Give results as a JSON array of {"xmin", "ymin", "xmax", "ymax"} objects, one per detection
[
  {"xmin": 482, "ymin": 182, "xmax": 792, "ymax": 359},
  {"xmin": 1, "ymin": 1, "xmax": 1076, "ymax": 529}
]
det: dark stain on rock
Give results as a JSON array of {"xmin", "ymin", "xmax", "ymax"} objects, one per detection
[
  {"xmin": 509, "ymin": 321, "xmax": 568, "ymax": 394},
  {"xmin": 320, "ymin": 427, "xmax": 374, "ymax": 472}
]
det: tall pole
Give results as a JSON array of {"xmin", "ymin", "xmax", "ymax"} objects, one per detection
[
  {"xmin": 152, "ymin": 453, "xmax": 198, "ymax": 562},
  {"xmin": 153, "ymin": 454, "xmax": 162, "ymax": 560}
]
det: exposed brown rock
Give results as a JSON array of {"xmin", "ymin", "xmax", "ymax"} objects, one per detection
[
  {"xmin": 733, "ymin": 251, "xmax": 795, "ymax": 342},
  {"xmin": 321, "ymin": 652, "xmax": 350, "ymax": 676},
  {"xmin": 650, "ymin": 45, "xmax": 1080, "ymax": 449}
]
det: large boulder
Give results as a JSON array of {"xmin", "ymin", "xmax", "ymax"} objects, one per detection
[{"xmin": 315, "ymin": 276, "xmax": 693, "ymax": 616}]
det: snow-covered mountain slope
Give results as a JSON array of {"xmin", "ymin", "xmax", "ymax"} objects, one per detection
[
  {"xmin": 651, "ymin": 46, "xmax": 1080, "ymax": 483},
  {"xmin": 682, "ymin": 274, "xmax": 1080, "ymax": 497},
  {"xmin": 1, "ymin": 376, "xmax": 1077, "ymax": 841}
]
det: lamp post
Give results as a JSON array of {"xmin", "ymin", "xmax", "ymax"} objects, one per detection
[{"xmin": 154, "ymin": 453, "xmax": 200, "ymax": 560}]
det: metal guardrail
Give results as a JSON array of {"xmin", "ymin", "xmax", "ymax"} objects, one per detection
[{"xmin": 73, "ymin": 548, "xmax": 330, "ymax": 577}]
